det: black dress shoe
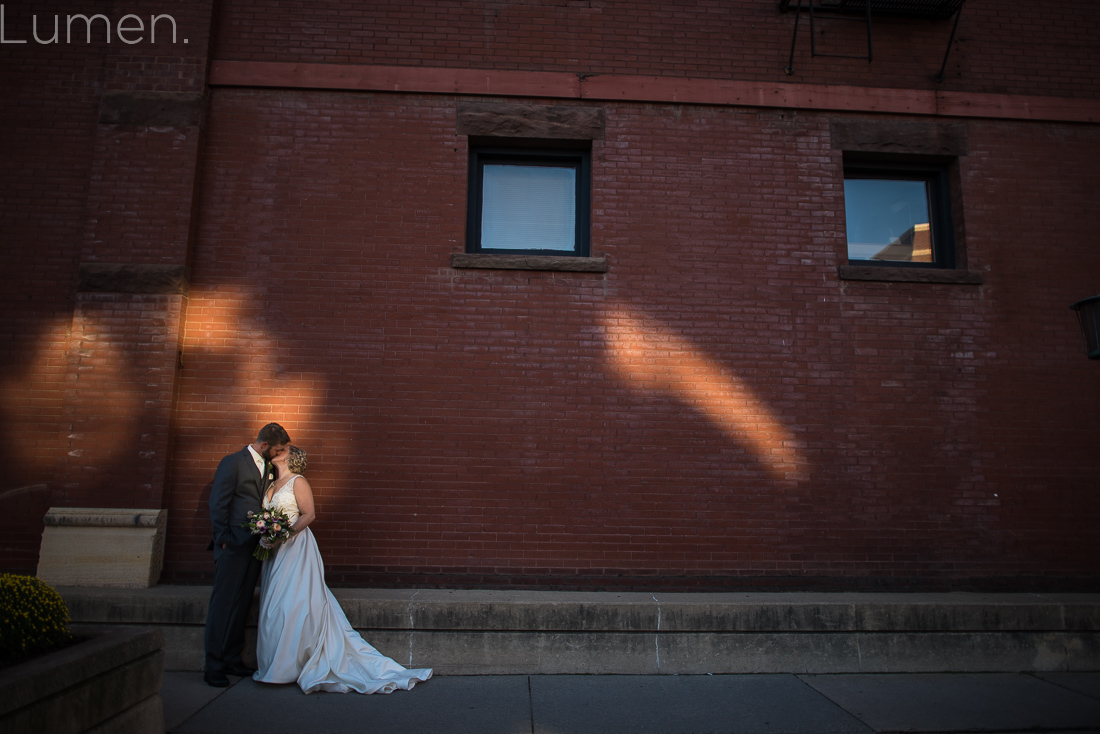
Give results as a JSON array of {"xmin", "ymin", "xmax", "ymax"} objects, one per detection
[
  {"xmin": 223, "ymin": 663, "xmax": 256, "ymax": 677},
  {"xmin": 204, "ymin": 670, "xmax": 230, "ymax": 688}
]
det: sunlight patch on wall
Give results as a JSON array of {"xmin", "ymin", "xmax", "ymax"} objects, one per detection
[
  {"xmin": 184, "ymin": 287, "xmax": 336, "ymax": 490},
  {"xmin": 249, "ymin": 376, "xmax": 328, "ymax": 433},
  {"xmin": 599, "ymin": 306, "xmax": 806, "ymax": 481}
]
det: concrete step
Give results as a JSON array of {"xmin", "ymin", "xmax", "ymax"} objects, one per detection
[{"xmin": 59, "ymin": 587, "xmax": 1100, "ymax": 675}]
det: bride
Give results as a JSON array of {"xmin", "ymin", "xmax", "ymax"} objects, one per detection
[{"xmin": 253, "ymin": 445, "xmax": 432, "ymax": 694}]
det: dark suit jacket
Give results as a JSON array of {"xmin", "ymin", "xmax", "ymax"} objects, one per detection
[{"xmin": 209, "ymin": 447, "xmax": 271, "ymax": 556}]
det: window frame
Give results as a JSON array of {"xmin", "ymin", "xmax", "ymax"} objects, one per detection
[
  {"xmin": 842, "ymin": 157, "xmax": 956, "ymax": 270},
  {"xmin": 466, "ymin": 146, "xmax": 591, "ymax": 258}
]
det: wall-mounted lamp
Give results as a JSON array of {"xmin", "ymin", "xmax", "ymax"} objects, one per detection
[{"xmin": 1070, "ymin": 295, "xmax": 1100, "ymax": 359}]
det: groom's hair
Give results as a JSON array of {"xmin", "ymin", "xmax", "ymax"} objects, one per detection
[{"xmin": 257, "ymin": 422, "xmax": 291, "ymax": 446}]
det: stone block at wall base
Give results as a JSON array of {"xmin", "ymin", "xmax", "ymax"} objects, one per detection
[{"xmin": 37, "ymin": 509, "xmax": 167, "ymax": 588}]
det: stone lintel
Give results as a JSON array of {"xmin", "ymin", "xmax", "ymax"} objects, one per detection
[
  {"xmin": 458, "ymin": 101, "xmax": 605, "ymax": 139},
  {"xmin": 77, "ymin": 263, "xmax": 188, "ymax": 295},
  {"xmin": 452, "ymin": 253, "xmax": 608, "ymax": 272},
  {"xmin": 838, "ymin": 265, "xmax": 983, "ymax": 285},
  {"xmin": 831, "ymin": 119, "xmax": 969, "ymax": 156},
  {"xmin": 99, "ymin": 91, "xmax": 205, "ymax": 127}
]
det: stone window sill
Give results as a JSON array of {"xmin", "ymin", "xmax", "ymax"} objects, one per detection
[
  {"xmin": 838, "ymin": 265, "xmax": 982, "ymax": 285},
  {"xmin": 451, "ymin": 253, "xmax": 608, "ymax": 273}
]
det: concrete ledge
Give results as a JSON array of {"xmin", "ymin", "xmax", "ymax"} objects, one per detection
[
  {"xmin": 58, "ymin": 587, "xmax": 1100, "ymax": 675},
  {"xmin": 347, "ymin": 629, "xmax": 1100, "ymax": 675}
]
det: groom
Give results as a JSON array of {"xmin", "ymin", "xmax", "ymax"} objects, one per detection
[{"xmin": 204, "ymin": 422, "xmax": 290, "ymax": 687}]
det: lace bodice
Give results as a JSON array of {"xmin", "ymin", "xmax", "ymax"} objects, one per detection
[{"xmin": 263, "ymin": 474, "xmax": 301, "ymax": 524}]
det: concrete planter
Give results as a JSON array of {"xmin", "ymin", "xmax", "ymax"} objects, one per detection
[{"xmin": 0, "ymin": 626, "xmax": 165, "ymax": 734}]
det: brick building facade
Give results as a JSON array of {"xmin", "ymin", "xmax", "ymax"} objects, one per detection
[{"xmin": 2, "ymin": 1, "xmax": 1098, "ymax": 589}]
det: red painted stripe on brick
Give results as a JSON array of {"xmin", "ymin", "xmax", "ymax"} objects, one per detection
[
  {"xmin": 208, "ymin": 60, "xmax": 1100, "ymax": 124},
  {"xmin": 579, "ymin": 74, "xmax": 935, "ymax": 116},
  {"xmin": 209, "ymin": 61, "xmax": 580, "ymax": 99},
  {"xmin": 935, "ymin": 90, "xmax": 1100, "ymax": 124}
]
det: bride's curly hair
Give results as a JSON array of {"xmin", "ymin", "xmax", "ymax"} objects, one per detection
[{"xmin": 286, "ymin": 445, "xmax": 308, "ymax": 475}]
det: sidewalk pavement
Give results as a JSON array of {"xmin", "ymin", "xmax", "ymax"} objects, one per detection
[{"xmin": 165, "ymin": 670, "xmax": 1100, "ymax": 733}]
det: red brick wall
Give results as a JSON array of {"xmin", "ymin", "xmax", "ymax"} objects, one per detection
[
  {"xmin": 1, "ymin": 11, "xmax": 106, "ymax": 573},
  {"xmin": 161, "ymin": 89, "xmax": 1100, "ymax": 589},
  {"xmin": 3, "ymin": 0, "xmax": 1098, "ymax": 588},
  {"xmin": 960, "ymin": 119, "xmax": 1100, "ymax": 577},
  {"xmin": 212, "ymin": 0, "xmax": 1099, "ymax": 98},
  {"xmin": 0, "ymin": 0, "xmax": 214, "ymax": 573}
]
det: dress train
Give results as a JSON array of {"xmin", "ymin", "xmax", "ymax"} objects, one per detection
[{"xmin": 253, "ymin": 477, "xmax": 432, "ymax": 694}]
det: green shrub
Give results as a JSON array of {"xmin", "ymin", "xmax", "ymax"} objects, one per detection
[{"xmin": 0, "ymin": 574, "xmax": 72, "ymax": 661}]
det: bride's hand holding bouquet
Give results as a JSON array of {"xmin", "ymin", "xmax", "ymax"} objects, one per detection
[{"xmin": 242, "ymin": 509, "xmax": 294, "ymax": 560}]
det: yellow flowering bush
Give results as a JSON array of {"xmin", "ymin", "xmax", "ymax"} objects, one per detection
[{"xmin": 0, "ymin": 574, "xmax": 71, "ymax": 661}]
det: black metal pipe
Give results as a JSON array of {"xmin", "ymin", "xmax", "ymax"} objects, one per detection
[
  {"xmin": 865, "ymin": 0, "xmax": 873, "ymax": 62},
  {"xmin": 809, "ymin": 0, "xmax": 817, "ymax": 58},
  {"xmin": 784, "ymin": 0, "xmax": 803, "ymax": 74},
  {"xmin": 934, "ymin": 4, "xmax": 964, "ymax": 82}
]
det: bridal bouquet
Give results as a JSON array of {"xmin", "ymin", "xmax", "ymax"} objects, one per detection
[{"xmin": 241, "ymin": 509, "xmax": 294, "ymax": 561}]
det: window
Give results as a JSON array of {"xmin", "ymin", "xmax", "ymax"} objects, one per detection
[
  {"xmin": 844, "ymin": 159, "xmax": 955, "ymax": 269},
  {"xmin": 466, "ymin": 147, "xmax": 590, "ymax": 257}
]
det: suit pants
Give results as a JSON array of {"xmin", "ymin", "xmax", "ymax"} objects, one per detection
[{"xmin": 204, "ymin": 546, "xmax": 262, "ymax": 673}]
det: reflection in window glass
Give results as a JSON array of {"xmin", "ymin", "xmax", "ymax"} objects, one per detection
[
  {"xmin": 845, "ymin": 178, "xmax": 934, "ymax": 263},
  {"xmin": 481, "ymin": 164, "xmax": 576, "ymax": 251}
]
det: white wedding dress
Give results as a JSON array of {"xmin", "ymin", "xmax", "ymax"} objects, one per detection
[{"xmin": 253, "ymin": 475, "xmax": 432, "ymax": 694}]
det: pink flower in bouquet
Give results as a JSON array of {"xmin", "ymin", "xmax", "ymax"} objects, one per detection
[
  {"xmin": 272, "ymin": 523, "xmax": 282, "ymax": 532},
  {"xmin": 256, "ymin": 520, "xmax": 266, "ymax": 531}
]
